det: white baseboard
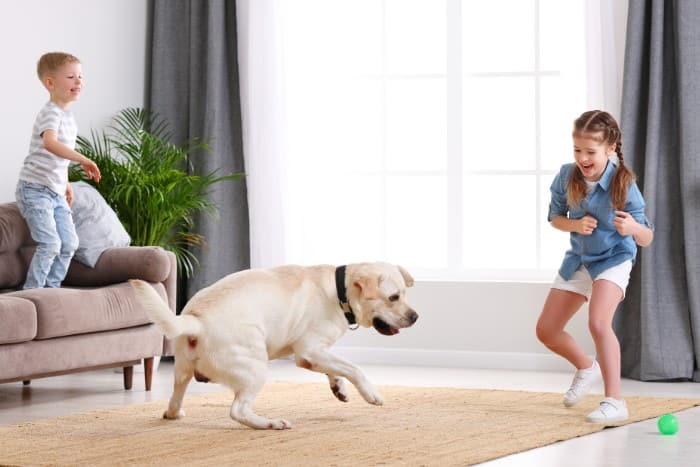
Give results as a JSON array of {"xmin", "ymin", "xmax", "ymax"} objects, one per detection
[{"xmin": 332, "ymin": 346, "xmax": 585, "ymax": 372}]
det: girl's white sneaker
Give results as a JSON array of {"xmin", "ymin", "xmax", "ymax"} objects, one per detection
[
  {"xmin": 563, "ymin": 360, "xmax": 601, "ymax": 407},
  {"xmin": 586, "ymin": 397, "xmax": 629, "ymax": 423}
]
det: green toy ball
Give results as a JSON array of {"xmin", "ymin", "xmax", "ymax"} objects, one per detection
[{"xmin": 657, "ymin": 413, "xmax": 679, "ymax": 435}]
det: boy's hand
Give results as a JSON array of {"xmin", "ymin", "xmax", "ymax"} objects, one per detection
[
  {"xmin": 81, "ymin": 158, "xmax": 101, "ymax": 182},
  {"xmin": 613, "ymin": 211, "xmax": 638, "ymax": 236},
  {"xmin": 65, "ymin": 183, "xmax": 74, "ymax": 206},
  {"xmin": 42, "ymin": 131, "xmax": 102, "ymax": 182},
  {"xmin": 576, "ymin": 215, "xmax": 597, "ymax": 235}
]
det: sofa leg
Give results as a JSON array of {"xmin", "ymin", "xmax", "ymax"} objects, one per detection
[
  {"xmin": 123, "ymin": 366, "xmax": 133, "ymax": 390},
  {"xmin": 22, "ymin": 380, "xmax": 31, "ymax": 386},
  {"xmin": 144, "ymin": 357, "xmax": 154, "ymax": 391}
]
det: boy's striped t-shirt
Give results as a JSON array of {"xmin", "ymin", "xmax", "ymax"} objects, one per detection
[{"xmin": 18, "ymin": 101, "xmax": 77, "ymax": 195}]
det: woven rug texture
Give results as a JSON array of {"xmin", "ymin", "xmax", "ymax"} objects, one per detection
[{"xmin": 1, "ymin": 382, "xmax": 697, "ymax": 466}]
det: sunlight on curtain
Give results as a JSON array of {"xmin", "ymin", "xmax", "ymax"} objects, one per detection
[{"xmin": 236, "ymin": 0, "xmax": 288, "ymax": 268}]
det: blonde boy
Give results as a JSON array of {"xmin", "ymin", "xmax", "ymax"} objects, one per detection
[{"xmin": 15, "ymin": 52, "xmax": 101, "ymax": 289}]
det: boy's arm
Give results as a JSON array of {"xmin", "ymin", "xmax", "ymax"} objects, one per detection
[
  {"xmin": 65, "ymin": 183, "xmax": 74, "ymax": 205},
  {"xmin": 43, "ymin": 130, "xmax": 101, "ymax": 182}
]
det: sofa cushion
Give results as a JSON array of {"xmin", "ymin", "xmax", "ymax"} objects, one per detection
[
  {"xmin": 0, "ymin": 203, "xmax": 32, "ymax": 253},
  {"xmin": 70, "ymin": 182, "xmax": 131, "ymax": 267},
  {"xmin": 0, "ymin": 251, "xmax": 29, "ymax": 290},
  {"xmin": 64, "ymin": 246, "xmax": 173, "ymax": 287},
  {"xmin": 0, "ymin": 296, "xmax": 37, "ymax": 344},
  {"xmin": 0, "ymin": 203, "xmax": 34, "ymax": 289},
  {"xmin": 8, "ymin": 282, "xmax": 167, "ymax": 340},
  {"xmin": 0, "ymin": 325, "xmax": 164, "ymax": 382}
]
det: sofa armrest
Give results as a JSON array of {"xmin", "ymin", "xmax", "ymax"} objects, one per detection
[
  {"xmin": 162, "ymin": 249, "xmax": 177, "ymax": 314},
  {"xmin": 64, "ymin": 246, "xmax": 173, "ymax": 287},
  {"xmin": 66, "ymin": 246, "xmax": 178, "ymax": 357},
  {"xmin": 161, "ymin": 250, "xmax": 177, "ymax": 356}
]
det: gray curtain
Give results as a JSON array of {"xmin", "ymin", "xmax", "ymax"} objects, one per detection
[
  {"xmin": 147, "ymin": 0, "xmax": 249, "ymax": 307},
  {"xmin": 615, "ymin": 0, "xmax": 700, "ymax": 381}
]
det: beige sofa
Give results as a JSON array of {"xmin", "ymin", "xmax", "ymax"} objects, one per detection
[{"xmin": 0, "ymin": 202, "xmax": 175, "ymax": 390}]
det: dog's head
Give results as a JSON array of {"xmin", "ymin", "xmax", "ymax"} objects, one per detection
[{"xmin": 346, "ymin": 262, "xmax": 418, "ymax": 335}]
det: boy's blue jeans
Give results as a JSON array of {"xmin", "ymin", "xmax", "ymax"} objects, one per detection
[{"xmin": 15, "ymin": 181, "xmax": 79, "ymax": 289}]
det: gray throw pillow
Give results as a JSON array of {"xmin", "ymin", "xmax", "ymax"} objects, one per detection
[{"xmin": 70, "ymin": 182, "xmax": 131, "ymax": 267}]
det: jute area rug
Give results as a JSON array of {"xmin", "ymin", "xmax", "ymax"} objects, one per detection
[{"xmin": 1, "ymin": 382, "xmax": 697, "ymax": 466}]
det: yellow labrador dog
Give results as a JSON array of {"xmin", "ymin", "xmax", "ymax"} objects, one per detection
[{"xmin": 130, "ymin": 262, "xmax": 418, "ymax": 430}]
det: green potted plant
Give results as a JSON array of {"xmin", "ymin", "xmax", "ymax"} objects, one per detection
[{"xmin": 69, "ymin": 107, "xmax": 243, "ymax": 277}]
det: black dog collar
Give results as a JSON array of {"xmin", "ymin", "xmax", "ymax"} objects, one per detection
[{"xmin": 335, "ymin": 265, "xmax": 358, "ymax": 329}]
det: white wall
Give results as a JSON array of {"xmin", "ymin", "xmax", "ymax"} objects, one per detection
[
  {"xmin": 0, "ymin": 0, "xmax": 148, "ymax": 202},
  {"xmin": 336, "ymin": 281, "xmax": 595, "ymax": 372}
]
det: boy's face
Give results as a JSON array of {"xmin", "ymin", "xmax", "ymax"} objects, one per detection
[
  {"xmin": 573, "ymin": 132, "xmax": 615, "ymax": 181},
  {"xmin": 44, "ymin": 62, "xmax": 83, "ymax": 106}
]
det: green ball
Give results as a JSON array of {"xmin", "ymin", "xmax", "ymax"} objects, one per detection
[{"xmin": 657, "ymin": 414, "xmax": 679, "ymax": 435}]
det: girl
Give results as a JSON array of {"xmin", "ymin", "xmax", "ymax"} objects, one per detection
[{"xmin": 536, "ymin": 110, "xmax": 653, "ymax": 423}]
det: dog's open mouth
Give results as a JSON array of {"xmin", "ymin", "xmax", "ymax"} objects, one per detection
[{"xmin": 373, "ymin": 317, "xmax": 399, "ymax": 336}]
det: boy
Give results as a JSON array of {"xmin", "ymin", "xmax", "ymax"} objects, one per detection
[{"xmin": 15, "ymin": 52, "xmax": 101, "ymax": 289}]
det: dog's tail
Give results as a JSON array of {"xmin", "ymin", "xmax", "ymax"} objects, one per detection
[{"xmin": 129, "ymin": 279, "xmax": 201, "ymax": 339}]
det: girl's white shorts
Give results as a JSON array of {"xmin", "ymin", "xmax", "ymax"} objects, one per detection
[{"xmin": 551, "ymin": 260, "xmax": 633, "ymax": 301}]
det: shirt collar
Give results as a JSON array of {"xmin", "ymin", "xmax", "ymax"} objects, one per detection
[{"xmin": 594, "ymin": 160, "xmax": 617, "ymax": 191}]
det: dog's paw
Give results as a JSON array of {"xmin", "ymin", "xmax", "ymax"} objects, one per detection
[
  {"xmin": 359, "ymin": 387, "xmax": 384, "ymax": 406},
  {"xmin": 163, "ymin": 408, "xmax": 185, "ymax": 420},
  {"xmin": 365, "ymin": 392, "xmax": 384, "ymax": 406},
  {"xmin": 357, "ymin": 381, "xmax": 384, "ymax": 406},
  {"xmin": 330, "ymin": 378, "xmax": 349, "ymax": 402},
  {"xmin": 267, "ymin": 418, "xmax": 293, "ymax": 430}
]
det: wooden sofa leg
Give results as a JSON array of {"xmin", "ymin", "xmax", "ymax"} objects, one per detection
[
  {"xmin": 123, "ymin": 366, "xmax": 133, "ymax": 390},
  {"xmin": 22, "ymin": 380, "xmax": 31, "ymax": 386},
  {"xmin": 144, "ymin": 357, "xmax": 154, "ymax": 391}
]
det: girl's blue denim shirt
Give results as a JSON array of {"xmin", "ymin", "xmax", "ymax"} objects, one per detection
[{"xmin": 548, "ymin": 162, "xmax": 653, "ymax": 281}]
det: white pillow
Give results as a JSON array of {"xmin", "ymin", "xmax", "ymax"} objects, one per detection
[{"xmin": 70, "ymin": 181, "xmax": 131, "ymax": 267}]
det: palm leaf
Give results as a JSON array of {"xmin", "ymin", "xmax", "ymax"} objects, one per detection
[{"xmin": 69, "ymin": 107, "xmax": 245, "ymax": 277}]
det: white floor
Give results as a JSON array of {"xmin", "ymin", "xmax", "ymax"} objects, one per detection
[{"xmin": 1, "ymin": 359, "xmax": 698, "ymax": 466}]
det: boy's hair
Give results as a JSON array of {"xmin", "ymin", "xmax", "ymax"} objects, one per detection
[
  {"xmin": 37, "ymin": 52, "xmax": 81, "ymax": 80},
  {"xmin": 567, "ymin": 110, "xmax": 636, "ymax": 210}
]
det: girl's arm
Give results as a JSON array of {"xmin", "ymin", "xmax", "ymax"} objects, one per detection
[
  {"xmin": 613, "ymin": 211, "xmax": 654, "ymax": 246},
  {"xmin": 551, "ymin": 215, "xmax": 598, "ymax": 236},
  {"xmin": 621, "ymin": 183, "xmax": 654, "ymax": 247}
]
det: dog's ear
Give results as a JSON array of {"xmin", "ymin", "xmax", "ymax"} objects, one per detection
[
  {"xmin": 397, "ymin": 265, "xmax": 414, "ymax": 287},
  {"xmin": 353, "ymin": 276, "xmax": 380, "ymax": 299}
]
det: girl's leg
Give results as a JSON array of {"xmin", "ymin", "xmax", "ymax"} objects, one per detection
[
  {"xmin": 588, "ymin": 279, "xmax": 624, "ymax": 399},
  {"xmin": 536, "ymin": 289, "xmax": 591, "ymax": 369}
]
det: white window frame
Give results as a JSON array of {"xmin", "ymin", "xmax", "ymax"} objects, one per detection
[{"xmin": 275, "ymin": 0, "xmax": 619, "ymax": 282}]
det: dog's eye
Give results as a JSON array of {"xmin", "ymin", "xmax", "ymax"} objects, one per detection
[{"xmin": 389, "ymin": 294, "xmax": 400, "ymax": 302}]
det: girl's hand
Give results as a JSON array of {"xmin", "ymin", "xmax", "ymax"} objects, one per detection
[
  {"xmin": 577, "ymin": 215, "xmax": 598, "ymax": 235},
  {"xmin": 613, "ymin": 211, "xmax": 638, "ymax": 236}
]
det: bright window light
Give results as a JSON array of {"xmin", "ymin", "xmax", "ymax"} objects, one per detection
[{"xmin": 282, "ymin": 0, "xmax": 588, "ymax": 281}]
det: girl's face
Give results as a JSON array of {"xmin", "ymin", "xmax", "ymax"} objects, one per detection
[{"xmin": 573, "ymin": 132, "xmax": 616, "ymax": 181}]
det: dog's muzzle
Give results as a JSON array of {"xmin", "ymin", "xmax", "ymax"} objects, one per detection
[{"xmin": 372, "ymin": 311, "xmax": 418, "ymax": 336}]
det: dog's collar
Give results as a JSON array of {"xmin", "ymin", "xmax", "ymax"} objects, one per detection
[{"xmin": 335, "ymin": 265, "xmax": 359, "ymax": 330}]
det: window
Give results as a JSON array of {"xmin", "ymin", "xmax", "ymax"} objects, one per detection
[{"xmin": 281, "ymin": 0, "xmax": 590, "ymax": 281}]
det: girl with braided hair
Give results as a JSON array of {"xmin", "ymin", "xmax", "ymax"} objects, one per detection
[{"xmin": 535, "ymin": 110, "xmax": 654, "ymax": 423}]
